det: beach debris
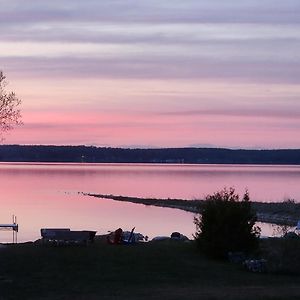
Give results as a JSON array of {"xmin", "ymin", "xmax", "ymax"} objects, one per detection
[
  {"xmin": 244, "ymin": 259, "xmax": 267, "ymax": 273},
  {"xmin": 170, "ymin": 232, "xmax": 189, "ymax": 241},
  {"xmin": 151, "ymin": 236, "xmax": 170, "ymax": 242},
  {"xmin": 296, "ymin": 220, "xmax": 300, "ymax": 234},
  {"xmin": 107, "ymin": 227, "xmax": 147, "ymax": 244},
  {"xmin": 228, "ymin": 251, "xmax": 268, "ymax": 273},
  {"xmin": 152, "ymin": 232, "xmax": 189, "ymax": 242},
  {"xmin": 123, "ymin": 231, "xmax": 146, "ymax": 243}
]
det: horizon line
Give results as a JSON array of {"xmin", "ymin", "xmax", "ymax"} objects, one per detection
[{"xmin": 1, "ymin": 144, "xmax": 300, "ymax": 151}]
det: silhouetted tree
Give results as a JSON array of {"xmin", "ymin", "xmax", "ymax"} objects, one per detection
[
  {"xmin": 0, "ymin": 71, "xmax": 22, "ymax": 137},
  {"xmin": 194, "ymin": 187, "xmax": 260, "ymax": 259}
]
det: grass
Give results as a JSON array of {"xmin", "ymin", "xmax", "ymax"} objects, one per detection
[
  {"xmin": 1, "ymin": 239, "xmax": 300, "ymax": 300},
  {"xmin": 261, "ymin": 237, "xmax": 300, "ymax": 274}
]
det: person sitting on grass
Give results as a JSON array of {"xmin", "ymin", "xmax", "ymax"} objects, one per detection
[{"xmin": 107, "ymin": 228, "xmax": 123, "ymax": 244}]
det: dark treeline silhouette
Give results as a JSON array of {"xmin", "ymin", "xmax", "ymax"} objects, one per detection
[{"xmin": 0, "ymin": 145, "xmax": 300, "ymax": 164}]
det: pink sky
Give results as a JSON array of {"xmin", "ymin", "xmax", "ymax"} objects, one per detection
[{"xmin": 1, "ymin": 1, "xmax": 300, "ymax": 148}]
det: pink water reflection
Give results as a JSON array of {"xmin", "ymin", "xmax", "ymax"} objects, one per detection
[{"xmin": 0, "ymin": 163, "xmax": 299, "ymax": 243}]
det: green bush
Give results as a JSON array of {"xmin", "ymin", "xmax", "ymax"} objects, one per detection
[{"xmin": 194, "ymin": 188, "xmax": 260, "ymax": 259}]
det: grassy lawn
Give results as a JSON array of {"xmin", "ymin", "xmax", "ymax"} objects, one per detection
[{"xmin": 1, "ymin": 239, "xmax": 300, "ymax": 300}]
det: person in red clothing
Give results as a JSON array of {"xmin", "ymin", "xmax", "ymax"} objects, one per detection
[
  {"xmin": 107, "ymin": 228, "xmax": 123, "ymax": 244},
  {"xmin": 114, "ymin": 228, "xmax": 123, "ymax": 244}
]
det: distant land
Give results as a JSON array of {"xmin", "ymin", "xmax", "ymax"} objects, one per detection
[{"xmin": 0, "ymin": 145, "xmax": 299, "ymax": 164}]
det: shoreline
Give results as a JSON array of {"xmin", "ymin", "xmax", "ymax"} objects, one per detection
[{"xmin": 83, "ymin": 193, "xmax": 300, "ymax": 227}]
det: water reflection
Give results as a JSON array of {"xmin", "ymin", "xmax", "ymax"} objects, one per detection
[{"xmin": 0, "ymin": 163, "xmax": 299, "ymax": 243}]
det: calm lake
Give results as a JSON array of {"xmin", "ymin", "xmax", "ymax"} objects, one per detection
[{"xmin": 1, "ymin": 163, "xmax": 299, "ymax": 243}]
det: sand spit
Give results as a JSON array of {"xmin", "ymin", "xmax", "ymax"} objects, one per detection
[{"xmin": 83, "ymin": 193, "xmax": 300, "ymax": 226}]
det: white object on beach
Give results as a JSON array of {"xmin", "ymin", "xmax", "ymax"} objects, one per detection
[{"xmin": 151, "ymin": 236, "xmax": 170, "ymax": 241}]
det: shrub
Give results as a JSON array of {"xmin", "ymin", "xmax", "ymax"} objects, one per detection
[{"xmin": 194, "ymin": 187, "xmax": 260, "ymax": 258}]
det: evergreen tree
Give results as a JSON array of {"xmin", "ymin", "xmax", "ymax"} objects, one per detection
[{"xmin": 194, "ymin": 187, "xmax": 260, "ymax": 258}]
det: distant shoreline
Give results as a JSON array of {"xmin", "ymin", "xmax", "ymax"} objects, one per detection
[
  {"xmin": 84, "ymin": 192, "xmax": 300, "ymax": 227},
  {"xmin": 1, "ymin": 145, "xmax": 300, "ymax": 164}
]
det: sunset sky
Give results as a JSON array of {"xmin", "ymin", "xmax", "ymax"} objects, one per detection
[{"xmin": 1, "ymin": 0, "xmax": 299, "ymax": 148}]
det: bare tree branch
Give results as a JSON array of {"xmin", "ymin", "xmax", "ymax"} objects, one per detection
[{"xmin": 0, "ymin": 71, "xmax": 22, "ymax": 137}]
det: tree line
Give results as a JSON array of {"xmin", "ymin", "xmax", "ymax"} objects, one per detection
[{"xmin": 0, "ymin": 145, "xmax": 299, "ymax": 164}]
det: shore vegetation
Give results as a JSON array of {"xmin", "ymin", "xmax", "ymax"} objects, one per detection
[{"xmin": 194, "ymin": 188, "xmax": 260, "ymax": 258}]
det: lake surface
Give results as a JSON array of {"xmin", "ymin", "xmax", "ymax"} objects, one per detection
[{"xmin": 0, "ymin": 163, "xmax": 299, "ymax": 243}]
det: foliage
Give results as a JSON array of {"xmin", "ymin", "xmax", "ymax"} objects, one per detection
[
  {"xmin": 0, "ymin": 145, "xmax": 300, "ymax": 164},
  {"xmin": 194, "ymin": 187, "xmax": 260, "ymax": 258},
  {"xmin": 0, "ymin": 71, "xmax": 22, "ymax": 136}
]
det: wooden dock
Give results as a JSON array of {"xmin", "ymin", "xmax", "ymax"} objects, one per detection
[{"xmin": 0, "ymin": 215, "xmax": 18, "ymax": 243}]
